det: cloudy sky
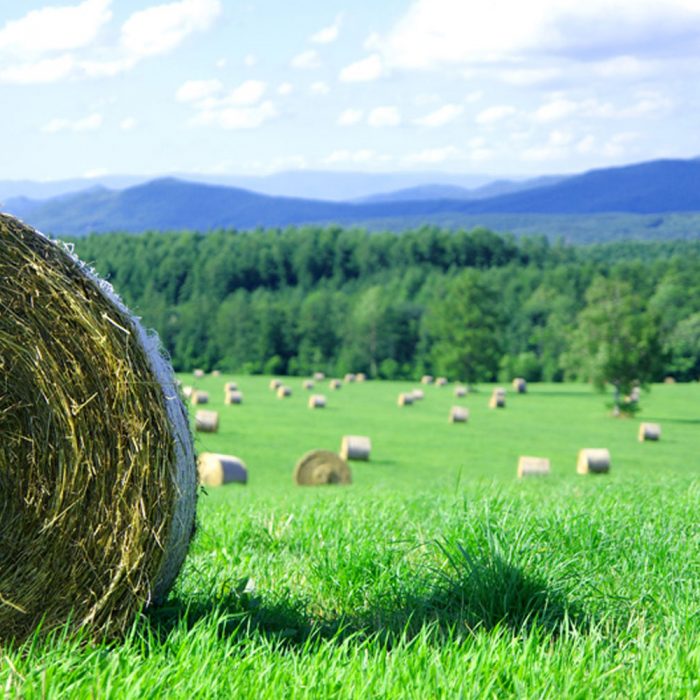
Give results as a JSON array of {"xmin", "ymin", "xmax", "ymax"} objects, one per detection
[{"xmin": 1, "ymin": 0, "xmax": 699, "ymax": 181}]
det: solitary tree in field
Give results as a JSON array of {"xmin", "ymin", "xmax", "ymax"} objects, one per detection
[
  {"xmin": 565, "ymin": 277, "xmax": 663, "ymax": 413},
  {"xmin": 428, "ymin": 270, "xmax": 502, "ymax": 383}
]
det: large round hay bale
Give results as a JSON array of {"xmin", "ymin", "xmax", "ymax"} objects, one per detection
[
  {"xmin": 308, "ymin": 394, "xmax": 327, "ymax": 409},
  {"xmin": 293, "ymin": 450, "xmax": 352, "ymax": 486},
  {"xmin": 340, "ymin": 435, "xmax": 371, "ymax": 461},
  {"xmin": 198, "ymin": 453, "xmax": 247, "ymax": 486},
  {"xmin": 454, "ymin": 385, "xmax": 467, "ymax": 398},
  {"xmin": 421, "ymin": 375, "xmax": 434, "ymax": 385},
  {"xmin": 224, "ymin": 381, "xmax": 238, "ymax": 392},
  {"xmin": 276, "ymin": 385, "xmax": 291, "ymax": 398},
  {"xmin": 224, "ymin": 389, "xmax": 243, "ymax": 405},
  {"xmin": 195, "ymin": 409, "xmax": 219, "ymax": 433},
  {"xmin": 356, "ymin": 372, "xmax": 367, "ymax": 382},
  {"xmin": 211, "ymin": 370, "xmax": 221, "ymax": 377},
  {"xmin": 191, "ymin": 390, "xmax": 209, "ymax": 406},
  {"xmin": 517, "ymin": 456, "xmax": 550, "ymax": 478},
  {"xmin": 664, "ymin": 376, "xmax": 676, "ymax": 384},
  {"xmin": 313, "ymin": 371, "xmax": 325, "ymax": 381},
  {"xmin": 411, "ymin": 388, "xmax": 425, "ymax": 401},
  {"xmin": 0, "ymin": 214, "xmax": 196, "ymax": 642},
  {"xmin": 576, "ymin": 448, "xmax": 611, "ymax": 474},
  {"xmin": 449, "ymin": 406, "xmax": 469, "ymax": 423},
  {"xmin": 344, "ymin": 373, "xmax": 356, "ymax": 383},
  {"xmin": 489, "ymin": 388, "xmax": 506, "ymax": 408},
  {"xmin": 269, "ymin": 378, "xmax": 282, "ymax": 390},
  {"xmin": 303, "ymin": 379, "xmax": 315, "ymax": 390},
  {"xmin": 182, "ymin": 385, "xmax": 194, "ymax": 399},
  {"xmin": 193, "ymin": 369, "xmax": 205, "ymax": 378},
  {"xmin": 512, "ymin": 378, "xmax": 527, "ymax": 394},
  {"xmin": 436, "ymin": 377, "xmax": 448, "ymax": 386},
  {"xmin": 329, "ymin": 379, "xmax": 342, "ymax": 390},
  {"xmin": 397, "ymin": 392, "xmax": 414, "ymax": 406},
  {"xmin": 638, "ymin": 422, "xmax": 661, "ymax": 442}
]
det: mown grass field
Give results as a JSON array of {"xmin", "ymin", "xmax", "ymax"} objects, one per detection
[{"xmin": 3, "ymin": 377, "xmax": 699, "ymax": 698}]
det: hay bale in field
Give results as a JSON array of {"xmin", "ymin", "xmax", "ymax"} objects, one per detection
[
  {"xmin": 576, "ymin": 448, "xmax": 611, "ymax": 474},
  {"xmin": 517, "ymin": 456, "xmax": 550, "ymax": 478},
  {"xmin": 195, "ymin": 409, "xmax": 219, "ymax": 433},
  {"xmin": 638, "ymin": 422, "xmax": 661, "ymax": 442},
  {"xmin": 489, "ymin": 388, "xmax": 506, "ymax": 408},
  {"xmin": 340, "ymin": 435, "xmax": 371, "ymax": 461},
  {"xmin": 449, "ymin": 406, "xmax": 469, "ymax": 423},
  {"xmin": 193, "ymin": 369, "xmax": 205, "ymax": 378},
  {"xmin": 397, "ymin": 392, "xmax": 414, "ymax": 406},
  {"xmin": 182, "ymin": 385, "xmax": 194, "ymax": 399},
  {"xmin": 436, "ymin": 377, "xmax": 448, "ymax": 386},
  {"xmin": 664, "ymin": 376, "xmax": 676, "ymax": 384},
  {"xmin": 277, "ymin": 385, "xmax": 291, "ymax": 398},
  {"xmin": 308, "ymin": 394, "xmax": 327, "ymax": 409},
  {"xmin": 629, "ymin": 386, "xmax": 641, "ymax": 402},
  {"xmin": 269, "ymin": 378, "xmax": 282, "ymax": 390},
  {"xmin": 344, "ymin": 373, "xmax": 356, "ymax": 383},
  {"xmin": 191, "ymin": 390, "xmax": 210, "ymax": 405},
  {"xmin": 356, "ymin": 372, "xmax": 367, "ymax": 382},
  {"xmin": 198, "ymin": 453, "xmax": 247, "ymax": 486},
  {"xmin": 303, "ymin": 379, "xmax": 314, "ymax": 390},
  {"xmin": 211, "ymin": 370, "xmax": 221, "ymax": 377},
  {"xmin": 454, "ymin": 385, "xmax": 467, "ymax": 398},
  {"xmin": 421, "ymin": 375, "xmax": 434, "ymax": 385},
  {"xmin": 224, "ymin": 389, "xmax": 243, "ymax": 405},
  {"xmin": 411, "ymin": 388, "xmax": 425, "ymax": 401},
  {"xmin": 329, "ymin": 379, "xmax": 342, "ymax": 390},
  {"xmin": 512, "ymin": 377, "xmax": 527, "ymax": 394},
  {"xmin": 224, "ymin": 381, "xmax": 238, "ymax": 392},
  {"xmin": 0, "ymin": 214, "xmax": 196, "ymax": 643},
  {"xmin": 293, "ymin": 450, "xmax": 352, "ymax": 486},
  {"xmin": 313, "ymin": 371, "xmax": 325, "ymax": 381}
]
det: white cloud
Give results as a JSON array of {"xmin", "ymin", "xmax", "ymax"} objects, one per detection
[
  {"xmin": 339, "ymin": 54, "xmax": 383, "ymax": 82},
  {"xmin": 534, "ymin": 92, "xmax": 672, "ymax": 123},
  {"xmin": 475, "ymin": 105, "xmax": 517, "ymax": 125},
  {"xmin": 121, "ymin": 0, "xmax": 221, "ymax": 58},
  {"xmin": 120, "ymin": 117, "xmax": 137, "ymax": 130},
  {"xmin": 403, "ymin": 146, "xmax": 460, "ymax": 164},
  {"xmin": 193, "ymin": 100, "xmax": 276, "ymax": 129},
  {"xmin": 337, "ymin": 108, "xmax": 364, "ymax": 126},
  {"xmin": 310, "ymin": 81, "xmax": 329, "ymax": 95},
  {"xmin": 176, "ymin": 78, "xmax": 223, "ymax": 102},
  {"xmin": 374, "ymin": 0, "xmax": 700, "ymax": 70},
  {"xmin": 534, "ymin": 98, "xmax": 578, "ymax": 123},
  {"xmin": 0, "ymin": 0, "xmax": 112, "ymax": 55},
  {"xmin": 414, "ymin": 104, "xmax": 463, "ymax": 127},
  {"xmin": 310, "ymin": 15, "xmax": 342, "ymax": 44},
  {"xmin": 0, "ymin": 55, "xmax": 75, "ymax": 84},
  {"xmin": 291, "ymin": 49, "xmax": 320, "ymax": 69},
  {"xmin": 41, "ymin": 112, "xmax": 103, "ymax": 133},
  {"xmin": 325, "ymin": 149, "xmax": 382, "ymax": 164},
  {"xmin": 500, "ymin": 67, "xmax": 562, "ymax": 86},
  {"xmin": 243, "ymin": 53, "xmax": 257, "ymax": 67},
  {"xmin": 367, "ymin": 106, "xmax": 401, "ymax": 127},
  {"xmin": 227, "ymin": 79, "xmax": 267, "ymax": 106},
  {"xmin": 277, "ymin": 82, "xmax": 294, "ymax": 96},
  {"xmin": 215, "ymin": 57, "xmax": 227, "ymax": 69}
]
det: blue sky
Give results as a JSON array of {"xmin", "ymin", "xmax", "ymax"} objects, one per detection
[{"xmin": 1, "ymin": 0, "xmax": 699, "ymax": 181}]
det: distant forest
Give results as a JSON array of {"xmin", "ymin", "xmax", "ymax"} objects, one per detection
[{"xmin": 70, "ymin": 226, "xmax": 700, "ymax": 382}]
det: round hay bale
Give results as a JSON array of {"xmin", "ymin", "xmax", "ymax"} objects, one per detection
[
  {"xmin": 224, "ymin": 389, "xmax": 243, "ymax": 405},
  {"xmin": 638, "ymin": 422, "xmax": 661, "ymax": 442},
  {"xmin": 182, "ymin": 385, "xmax": 194, "ymax": 399},
  {"xmin": 356, "ymin": 372, "xmax": 367, "ymax": 382},
  {"xmin": 224, "ymin": 381, "xmax": 238, "ymax": 392},
  {"xmin": 421, "ymin": 375, "xmax": 434, "ymax": 385},
  {"xmin": 449, "ymin": 406, "xmax": 469, "ymax": 423},
  {"xmin": 193, "ymin": 369, "xmax": 205, "ymax": 378},
  {"xmin": 308, "ymin": 394, "xmax": 327, "ymax": 409},
  {"xmin": 664, "ymin": 376, "xmax": 676, "ymax": 384},
  {"xmin": 198, "ymin": 453, "xmax": 247, "ymax": 486},
  {"xmin": 303, "ymin": 379, "xmax": 315, "ymax": 390},
  {"xmin": 454, "ymin": 386, "xmax": 467, "ymax": 398},
  {"xmin": 195, "ymin": 409, "xmax": 219, "ymax": 433},
  {"xmin": 293, "ymin": 450, "xmax": 352, "ymax": 486},
  {"xmin": 340, "ymin": 435, "xmax": 371, "ymax": 461},
  {"xmin": 191, "ymin": 390, "xmax": 210, "ymax": 406},
  {"xmin": 397, "ymin": 392, "xmax": 414, "ymax": 406},
  {"xmin": 411, "ymin": 388, "xmax": 425, "ymax": 401},
  {"xmin": 0, "ymin": 214, "xmax": 196, "ymax": 643},
  {"xmin": 211, "ymin": 370, "xmax": 221, "ymax": 377},
  {"xmin": 628, "ymin": 386, "xmax": 641, "ymax": 402},
  {"xmin": 269, "ymin": 378, "xmax": 282, "ymax": 390},
  {"xmin": 344, "ymin": 373, "xmax": 356, "ymax": 383},
  {"xmin": 329, "ymin": 379, "xmax": 342, "ymax": 390},
  {"xmin": 517, "ymin": 456, "xmax": 550, "ymax": 478},
  {"xmin": 489, "ymin": 388, "xmax": 506, "ymax": 408},
  {"xmin": 276, "ymin": 385, "xmax": 291, "ymax": 398},
  {"xmin": 512, "ymin": 378, "xmax": 527, "ymax": 394},
  {"xmin": 313, "ymin": 371, "xmax": 325, "ymax": 381},
  {"xmin": 436, "ymin": 377, "xmax": 448, "ymax": 386},
  {"xmin": 576, "ymin": 448, "xmax": 611, "ymax": 474}
]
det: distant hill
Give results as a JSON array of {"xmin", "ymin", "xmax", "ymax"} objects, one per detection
[{"xmin": 3, "ymin": 158, "xmax": 700, "ymax": 240}]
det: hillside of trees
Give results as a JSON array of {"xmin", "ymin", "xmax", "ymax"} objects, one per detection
[{"xmin": 70, "ymin": 226, "xmax": 700, "ymax": 383}]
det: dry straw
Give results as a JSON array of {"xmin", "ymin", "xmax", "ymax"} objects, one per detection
[
  {"xmin": 344, "ymin": 373, "xmax": 356, "ymax": 383},
  {"xmin": 517, "ymin": 456, "xmax": 550, "ymax": 478},
  {"xmin": 276, "ymin": 385, "xmax": 291, "ymax": 398},
  {"xmin": 198, "ymin": 453, "xmax": 247, "ymax": 486},
  {"xmin": 638, "ymin": 422, "xmax": 661, "ymax": 442},
  {"xmin": 512, "ymin": 378, "xmax": 527, "ymax": 394},
  {"xmin": 489, "ymin": 388, "xmax": 506, "ymax": 408},
  {"xmin": 329, "ymin": 379, "xmax": 342, "ymax": 390},
  {"xmin": 193, "ymin": 369, "xmax": 205, "ymax": 378},
  {"xmin": 421, "ymin": 375, "xmax": 434, "ymax": 385},
  {"xmin": 576, "ymin": 448, "xmax": 611, "ymax": 474},
  {"xmin": 293, "ymin": 450, "xmax": 352, "ymax": 486},
  {"xmin": 436, "ymin": 377, "xmax": 448, "ymax": 386},
  {"xmin": 397, "ymin": 392, "xmax": 414, "ymax": 406},
  {"xmin": 195, "ymin": 409, "xmax": 219, "ymax": 433},
  {"xmin": 356, "ymin": 373, "xmax": 366, "ymax": 382},
  {"xmin": 308, "ymin": 394, "xmax": 326, "ymax": 409},
  {"xmin": 340, "ymin": 435, "xmax": 371, "ymax": 461},
  {"xmin": 269, "ymin": 378, "xmax": 282, "ymax": 390},
  {"xmin": 191, "ymin": 390, "xmax": 209, "ymax": 405},
  {"xmin": 411, "ymin": 388, "xmax": 425, "ymax": 401},
  {"xmin": 0, "ymin": 214, "xmax": 196, "ymax": 643},
  {"xmin": 224, "ymin": 389, "xmax": 243, "ymax": 405},
  {"xmin": 449, "ymin": 406, "xmax": 469, "ymax": 423}
]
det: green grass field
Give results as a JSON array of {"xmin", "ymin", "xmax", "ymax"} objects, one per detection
[{"xmin": 3, "ymin": 378, "xmax": 699, "ymax": 698}]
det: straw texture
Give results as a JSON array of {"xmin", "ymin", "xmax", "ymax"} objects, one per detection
[{"xmin": 293, "ymin": 450, "xmax": 352, "ymax": 486}]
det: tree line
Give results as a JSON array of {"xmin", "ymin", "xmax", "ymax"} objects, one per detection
[{"xmin": 70, "ymin": 226, "xmax": 700, "ymax": 384}]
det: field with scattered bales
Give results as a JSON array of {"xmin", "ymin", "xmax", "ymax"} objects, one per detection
[{"xmin": 3, "ymin": 374, "xmax": 698, "ymax": 697}]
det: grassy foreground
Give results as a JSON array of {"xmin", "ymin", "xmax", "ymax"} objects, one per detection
[{"xmin": 2, "ymin": 378, "xmax": 699, "ymax": 698}]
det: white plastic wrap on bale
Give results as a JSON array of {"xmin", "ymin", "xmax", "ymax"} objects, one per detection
[
  {"xmin": 638, "ymin": 422, "xmax": 661, "ymax": 442},
  {"xmin": 195, "ymin": 410, "xmax": 219, "ymax": 433},
  {"xmin": 198, "ymin": 453, "xmax": 247, "ymax": 486},
  {"xmin": 397, "ymin": 392, "xmax": 414, "ymax": 406},
  {"xmin": 308, "ymin": 394, "xmax": 327, "ymax": 408},
  {"xmin": 576, "ymin": 448, "xmax": 611, "ymax": 474},
  {"xmin": 518, "ymin": 456, "xmax": 550, "ymax": 478},
  {"xmin": 340, "ymin": 435, "xmax": 371, "ymax": 461},
  {"xmin": 449, "ymin": 406, "xmax": 469, "ymax": 423}
]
